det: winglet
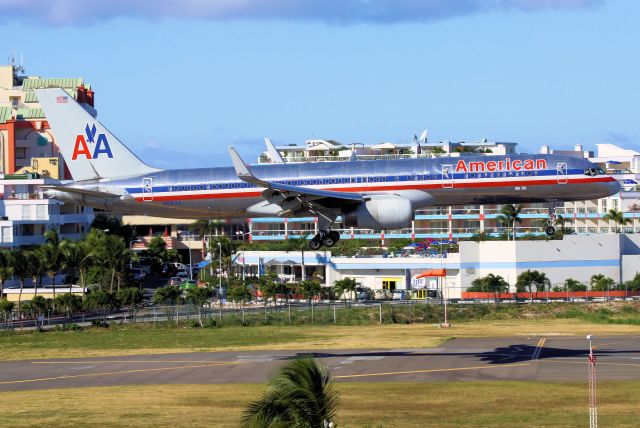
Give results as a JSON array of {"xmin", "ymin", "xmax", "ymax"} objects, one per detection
[
  {"xmin": 228, "ymin": 147, "xmax": 252, "ymax": 178},
  {"xmin": 264, "ymin": 138, "xmax": 285, "ymax": 164},
  {"xmin": 228, "ymin": 147, "xmax": 269, "ymax": 187}
]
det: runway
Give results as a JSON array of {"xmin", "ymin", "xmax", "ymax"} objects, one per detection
[{"xmin": 0, "ymin": 336, "xmax": 638, "ymax": 391}]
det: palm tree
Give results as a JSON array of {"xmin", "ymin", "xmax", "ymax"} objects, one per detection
[
  {"xmin": 333, "ymin": 277, "xmax": 358, "ymax": 307},
  {"xmin": 602, "ymin": 208, "xmax": 631, "ymax": 233},
  {"xmin": 590, "ymin": 274, "xmax": 615, "ymax": 291},
  {"xmin": 190, "ymin": 219, "xmax": 220, "ymax": 242},
  {"xmin": 41, "ymin": 243, "xmax": 59, "ymax": 300},
  {"xmin": 84, "ymin": 229, "xmax": 111, "ymax": 288},
  {"xmin": 553, "ymin": 215, "xmax": 574, "ymax": 237},
  {"xmin": 288, "ymin": 233, "xmax": 311, "ymax": 282},
  {"xmin": 43, "ymin": 230, "xmax": 62, "ymax": 300},
  {"xmin": 496, "ymin": 204, "xmax": 523, "ymax": 241},
  {"xmin": 61, "ymin": 240, "xmax": 93, "ymax": 297},
  {"xmin": 94, "ymin": 234, "xmax": 129, "ymax": 292},
  {"xmin": 299, "ymin": 279, "xmax": 322, "ymax": 306},
  {"xmin": 242, "ymin": 357, "xmax": 338, "ymax": 428},
  {"xmin": 11, "ymin": 250, "xmax": 29, "ymax": 315},
  {"xmin": 27, "ymin": 250, "xmax": 46, "ymax": 298},
  {"xmin": 184, "ymin": 286, "xmax": 214, "ymax": 324},
  {"xmin": 0, "ymin": 250, "xmax": 13, "ymax": 299}
]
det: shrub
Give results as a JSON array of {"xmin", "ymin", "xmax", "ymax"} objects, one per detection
[
  {"xmin": 54, "ymin": 323, "xmax": 82, "ymax": 331},
  {"xmin": 91, "ymin": 319, "xmax": 109, "ymax": 328},
  {"xmin": 202, "ymin": 317, "xmax": 218, "ymax": 328}
]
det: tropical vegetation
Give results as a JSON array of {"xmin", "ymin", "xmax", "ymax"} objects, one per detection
[{"xmin": 242, "ymin": 357, "xmax": 338, "ymax": 428}]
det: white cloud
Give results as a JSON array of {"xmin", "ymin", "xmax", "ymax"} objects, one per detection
[{"xmin": 0, "ymin": 0, "xmax": 603, "ymax": 26}]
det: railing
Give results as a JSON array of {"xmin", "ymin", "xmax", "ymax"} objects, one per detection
[
  {"xmin": 1, "ymin": 192, "xmax": 45, "ymax": 200},
  {"xmin": 259, "ymin": 152, "xmax": 451, "ymax": 164},
  {"xmin": 415, "ymin": 208, "xmax": 448, "ymax": 216}
]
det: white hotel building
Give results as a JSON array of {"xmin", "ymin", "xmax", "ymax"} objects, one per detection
[{"xmin": 235, "ymin": 234, "xmax": 640, "ymax": 298}]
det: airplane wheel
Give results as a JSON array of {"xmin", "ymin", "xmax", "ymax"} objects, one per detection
[
  {"xmin": 329, "ymin": 231, "xmax": 340, "ymax": 243},
  {"xmin": 545, "ymin": 225, "xmax": 556, "ymax": 236},
  {"xmin": 309, "ymin": 237, "xmax": 322, "ymax": 250},
  {"xmin": 322, "ymin": 234, "xmax": 337, "ymax": 247}
]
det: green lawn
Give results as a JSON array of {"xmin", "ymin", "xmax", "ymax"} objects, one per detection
[{"xmin": 0, "ymin": 381, "xmax": 638, "ymax": 427}]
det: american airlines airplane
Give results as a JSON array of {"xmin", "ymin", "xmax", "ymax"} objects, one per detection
[{"xmin": 36, "ymin": 88, "xmax": 620, "ymax": 250}]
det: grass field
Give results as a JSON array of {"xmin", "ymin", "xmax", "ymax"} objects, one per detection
[
  {"xmin": 1, "ymin": 318, "xmax": 639, "ymax": 361},
  {"xmin": 0, "ymin": 381, "xmax": 638, "ymax": 427}
]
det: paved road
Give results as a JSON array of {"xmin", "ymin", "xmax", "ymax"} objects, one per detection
[{"xmin": 0, "ymin": 336, "xmax": 638, "ymax": 391}]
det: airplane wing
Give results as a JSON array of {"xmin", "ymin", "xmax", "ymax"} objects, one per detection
[
  {"xmin": 228, "ymin": 147, "xmax": 362, "ymax": 217},
  {"xmin": 264, "ymin": 138, "xmax": 285, "ymax": 164}
]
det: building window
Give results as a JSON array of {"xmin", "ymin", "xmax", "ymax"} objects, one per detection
[
  {"xmin": 382, "ymin": 280, "xmax": 396, "ymax": 290},
  {"xmin": 10, "ymin": 97, "xmax": 19, "ymax": 109}
]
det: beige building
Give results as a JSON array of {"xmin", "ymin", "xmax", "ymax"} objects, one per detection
[
  {"xmin": 0, "ymin": 63, "xmax": 96, "ymax": 248},
  {"xmin": 0, "ymin": 64, "xmax": 95, "ymax": 178}
]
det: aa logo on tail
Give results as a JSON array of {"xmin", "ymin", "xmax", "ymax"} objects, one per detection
[{"xmin": 72, "ymin": 124, "xmax": 113, "ymax": 160}]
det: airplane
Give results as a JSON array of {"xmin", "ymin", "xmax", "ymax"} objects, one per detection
[{"xmin": 35, "ymin": 88, "xmax": 620, "ymax": 250}]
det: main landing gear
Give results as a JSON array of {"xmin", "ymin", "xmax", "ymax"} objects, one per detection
[{"xmin": 309, "ymin": 230, "xmax": 340, "ymax": 250}]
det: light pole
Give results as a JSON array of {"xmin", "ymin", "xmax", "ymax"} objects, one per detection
[
  {"xmin": 235, "ymin": 230, "xmax": 248, "ymax": 283},
  {"xmin": 587, "ymin": 334, "xmax": 598, "ymax": 428},
  {"xmin": 217, "ymin": 242, "xmax": 222, "ymax": 302},
  {"xmin": 187, "ymin": 233, "xmax": 193, "ymax": 280}
]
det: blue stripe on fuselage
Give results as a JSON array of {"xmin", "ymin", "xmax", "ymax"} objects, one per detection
[{"xmin": 124, "ymin": 168, "xmax": 587, "ymax": 194}]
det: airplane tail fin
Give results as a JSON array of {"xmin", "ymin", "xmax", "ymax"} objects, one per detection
[{"xmin": 35, "ymin": 88, "xmax": 159, "ymax": 181}]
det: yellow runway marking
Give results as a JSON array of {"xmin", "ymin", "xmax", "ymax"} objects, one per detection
[
  {"xmin": 334, "ymin": 362, "xmax": 530, "ymax": 379},
  {"xmin": 0, "ymin": 362, "xmax": 243, "ymax": 385},
  {"xmin": 30, "ymin": 360, "xmax": 243, "ymax": 365},
  {"xmin": 531, "ymin": 338, "xmax": 546, "ymax": 360}
]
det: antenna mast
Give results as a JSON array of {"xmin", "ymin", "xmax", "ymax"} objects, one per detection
[{"xmin": 8, "ymin": 51, "xmax": 25, "ymax": 79}]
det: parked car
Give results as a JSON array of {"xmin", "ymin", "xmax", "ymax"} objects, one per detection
[
  {"xmin": 176, "ymin": 271, "xmax": 189, "ymax": 280},
  {"xmin": 392, "ymin": 290, "xmax": 406, "ymax": 300},
  {"xmin": 171, "ymin": 262, "xmax": 187, "ymax": 271},
  {"xmin": 131, "ymin": 268, "xmax": 146, "ymax": 281},
  {"xmin": 168, "ymin": 277, "xmax": 183, "ymax": 286}
]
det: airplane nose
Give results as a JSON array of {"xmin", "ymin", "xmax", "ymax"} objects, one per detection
[{"xmin": 609, "ymin": 178, "xmax": 621, "ymax": 195}]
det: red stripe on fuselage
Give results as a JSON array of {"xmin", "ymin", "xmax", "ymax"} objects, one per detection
[{"xmin": 133, "ymin": 176, "xmax": 614, "ymax": 202}]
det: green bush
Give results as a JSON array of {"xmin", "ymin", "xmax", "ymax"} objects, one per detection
[
  {"xmin": 202, "ymin": 317, "xmax": 218, "ymax": 328},
  {"xmin": 91, "ymin": 319, "xmax": 109, "ymax": 328},
  {"xmin": 54, "ymin": 323, "xmax": 82, "ymax": 331},
  {"xmin": 186, "ymin": 320, "xmax": 200, "ymax": 328}
]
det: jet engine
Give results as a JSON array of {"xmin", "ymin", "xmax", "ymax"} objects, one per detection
[{"xmin": 343, "ymin": 196, "xmax": 414, "ymax": 229}]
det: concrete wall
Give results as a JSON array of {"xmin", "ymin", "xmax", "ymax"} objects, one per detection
[{"xmin": 459, "ymin": 235, "xmax": 623, "ymax": 288}]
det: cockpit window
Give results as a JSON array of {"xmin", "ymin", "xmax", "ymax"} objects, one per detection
[
  {"xmin": 584, "ymin": 168, "xmax": 597, "ymax": 176},
  {"xmin": 597, "ymin": 168, "xmax": 606, "ymax": 175}
]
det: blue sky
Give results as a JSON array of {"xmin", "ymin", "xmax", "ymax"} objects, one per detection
[{"xmin": 1, "ymin": 0, "xmax": 638, "ymax": 168}]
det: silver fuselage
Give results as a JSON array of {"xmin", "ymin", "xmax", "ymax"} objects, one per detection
[{"xmin": 55, "ymin": 154, "xmax": 620, "ymax": 219}]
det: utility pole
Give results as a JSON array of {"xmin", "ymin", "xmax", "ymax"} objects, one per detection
[
  {"xmin": 587, "ymin": 335, "xmax": 598, "ymax": 428},
  {"xmin": 218, "ymin": 242, "xmax": 223, "ymax": 305}
]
